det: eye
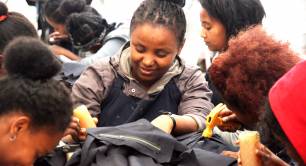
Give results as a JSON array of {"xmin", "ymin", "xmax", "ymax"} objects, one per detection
[
  {"xmin": 155, "ymin": 49, "xmax": 168, "ymax": 58},
  {"xmin": 135, "ymin": 44, "xmax": 146, "ymax": 53},
  {"xmin": 202, "ymin": 22, "xmax": 211, "ymax": 31}
]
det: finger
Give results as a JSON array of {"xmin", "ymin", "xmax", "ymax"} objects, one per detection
[
  {"xmin": 237, "ymin": 157, "xmax": 242, "ymax": 165},
  {"xmin": 256, "ymin": 149, "xmax": 272, "ymax": 162},
  {"xmin": 222, "ymin": 114, "xmax": 238, "ymax": 122},
  {"xmin": 80, "ymin": 128, "xmax": 87, "ymax": 135},
  {"xmin": 221, "ymin": 151, "xmax": 238, "ymax": 159},
  {"xmin": 78, "ymin": 128, "xmax": 88, "ymax": 141},
  {"xmin": 219, "ymin": 110, "xmax": 233, "ymax": 117},
  {"xmin": 93, "ymin": 117, "xmax": 98, "ymax": 124},
  {"xmin": 72, "ymin": 116, "xmax": 80, "ymax": 122},
  {"xmin": 237, "ymin": 151, "xmax": 242, "ymax": 166},
  {"xmin": 49, "ymin": 32, "xmax": 60, "ymax": 38},
  {"xmin": 64, "ymin": 128, "xmax": 78, "ymax": 137}
]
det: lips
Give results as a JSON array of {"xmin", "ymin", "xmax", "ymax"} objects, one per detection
[{"xmin": 139, "ymin": 67, "xmax": 155, "ymax": 76}]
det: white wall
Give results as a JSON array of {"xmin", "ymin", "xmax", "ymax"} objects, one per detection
[{"xmin": 3, "ymin": 0, "xmax": 306, "ymax": 62}]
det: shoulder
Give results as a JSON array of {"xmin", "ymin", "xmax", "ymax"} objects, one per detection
[
  {"xmin": 75, "ymin": 57, "xmax": 118, "ymax": 88},
  {"xmin": 176, "ymin": 65, "xmax": 205, "ymax": 85},
  {"xmin": 104, "ymin": 23, "xmax": 130, "ymax": 43}
]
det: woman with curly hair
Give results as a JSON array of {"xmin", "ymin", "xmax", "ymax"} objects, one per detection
[
  {"xmin": 208, "ymin": 26, "xmax": 301, "ymax": 163},
  {"xmin": 209, "ymin": 26, "xmax": 301, "ymax": 129},
  {"xmin": 198, "ymin": 0, "xmax": 266, "ymax": 106}
]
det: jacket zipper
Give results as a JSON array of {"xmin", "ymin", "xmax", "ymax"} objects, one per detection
[{"xmin": 98, "ymin": 133, "xmax": 161, "ymax": 151}]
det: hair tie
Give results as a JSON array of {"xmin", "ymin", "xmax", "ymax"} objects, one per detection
[{"xmin": 0, "ymin": 15, "xmax": 8, "ymax": 22}]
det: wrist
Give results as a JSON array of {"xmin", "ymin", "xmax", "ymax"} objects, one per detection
[{"xmin": 160, "ymin": 112, "xmax": 176, "ymax": 131}]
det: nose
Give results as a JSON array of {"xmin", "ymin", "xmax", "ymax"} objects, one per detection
[
  {"xmin": 142, "ymin": 54, "xmax": 154, "ymax": 67},
  {"xmin": 200, "ymin": 28, "xmax": 207, "ymax": 39}
]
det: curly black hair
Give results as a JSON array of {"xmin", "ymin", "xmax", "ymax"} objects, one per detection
[
  {"xmin": 0, "ymin": 1, "xmax": 37, "ymax": 53},
  {"xmin": 44, "ymin": 0, "xmax": 98, "ymax": 24},
  {"xmin": 65, "ymin": 9, "xmax": 115, "ymax": 49},
  {"xmin": 0, "ymin": 37, "xmax": 72, "ymax": 132}
]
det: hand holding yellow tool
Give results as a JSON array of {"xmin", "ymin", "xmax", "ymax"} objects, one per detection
[
  {"xmin": 73, "ymin": 105, "xmax": 96, "ymax": 128},
  {"xmin": 202, "ymin": 103, "xmax": 226, "ymax": 138}
]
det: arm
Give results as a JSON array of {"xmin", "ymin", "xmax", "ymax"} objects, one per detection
[
  {"xmin": 79, "ymin": 39, "xmax": 126, "ymax": 66},
  {"xmin": 175, "ymin": 69, "xmax": 214, "ymax": 133},
  {"xmin": 49, "ymin": 45, "xmax": 81, "ymax": 61},
  {"xmin": 71, "ymin": 61, "xmax": 114, "ymax": 117},
  {"xmin": 152, "ymin": 68, "xmax": 214, "ymax": 134}
]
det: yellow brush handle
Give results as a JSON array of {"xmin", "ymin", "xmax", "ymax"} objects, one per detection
[
  {"xmin": 73, "ymin": 105, "xmax": 96, "ymax": 128},
  {"xmin": 202, "ymin": 103, "xmax": 225, "ymax": 138},
  {"xmin": 239, "ymin": 131, "xmax": 261, "ymax": 166}
]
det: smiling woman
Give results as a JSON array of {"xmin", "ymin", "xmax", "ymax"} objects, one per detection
[{"xmin": 72, "ymin": 0, "xmax": 213, "ymax": 137}]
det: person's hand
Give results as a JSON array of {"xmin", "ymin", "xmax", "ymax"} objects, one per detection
[
  {"xmin": 49, "ymin": 32, "xmax": 68, "ymax": 44},
  {"xmin": 62, "ymin": 116, "xmax": 98, "ymax": 143},
  {"xmin": 49, "ymin": 45, "xmax": 81, "ymax": 60},
  {"xmin": 221, "ymin": 151, "xmax": 238, "ymax": 159},
  {"xmin": 236, "ymin": 143, "xmax": 289, "ymax": 166},
  {"xmin": 49, "ymin": 45, "xmax": 65, "ymax": 57},
  {"xmin": 255, "ymin": 143, "xmax": 289, "ymax": 166},
  {"xmin": 151, "ymin": 115, "xmax": 174, "ymax": 134},
  {"xmin": 218, "ymin": 107, "xmax": 242, "ymax": 132}
]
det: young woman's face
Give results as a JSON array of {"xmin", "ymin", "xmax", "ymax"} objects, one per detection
[
  {"xmin": 130, "ymin": 23, "xmax": 182, "ymax": 87},
  {"xmin": 0, "ymin": 114, "xmax": 63, "ymax": 166},
  {"xmin": 45, "ymin": 17, "xmax": 67, "ymax": 35},
  {"xmin": 200, "ymin": 8, "xmax": 227, "ymax": 52}
]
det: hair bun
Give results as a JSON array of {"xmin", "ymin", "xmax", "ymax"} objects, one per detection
[
  {"xmin": 3, "ymin": 37, "xmax": 61, "ymax": 80},
  {"xmin": 60, "ymin": 0, "xmax": 87, "ymax": 16},
  {"xmin": 0, "ymin": 1, "xmax": 8, "ymax": 16}
]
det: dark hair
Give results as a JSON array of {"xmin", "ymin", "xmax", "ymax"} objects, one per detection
[
  {"xmin": 258, "ymin": 101, "xmax": 302, "ymax": 163},
  {"xmin": 199, "ymin": 0, "xmax": 265, "ymax": 38},
  {"xmin": 44, "ymin": 0, "xmax": 97, "ymax": 24},
  {"xmin": 0, "ymin": 2, "xmax": 38, "ymax": 53},
  {"xmin": 65, "ymin": 10, "xmax": 115, "ymax": 50},
  {"xmin": 0, "ymin": 37, "xmax": 72, "ymax": 132},
  {"xmin": 130, "ymin": 0, "xmax": 186, "ymax": 46},
  {"xmin": 209, "ymin": 26, "xmax": 300, "ymax": 116}
]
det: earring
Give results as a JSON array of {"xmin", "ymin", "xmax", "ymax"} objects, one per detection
[{"xmin": 9, "ymin": 135, "xmax": 16, "ymax": 141}]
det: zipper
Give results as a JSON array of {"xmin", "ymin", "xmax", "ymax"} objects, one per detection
[{"xmin": 98, "ymin": 133, "xmax": 161, "ymax": 152}]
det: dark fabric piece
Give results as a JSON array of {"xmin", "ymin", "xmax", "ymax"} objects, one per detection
[
  {"xmin": 34, "ymin": 149, "xmax": 67, "ymax": 166},
  {"xmin": 193, "ymin": 148, "xmax": 237, "ymax": 166},
  {"xmin": 205, "ymin": 73, "xmax": 223, "ymax": 106},
  {"xmin": 54, "ymin": 62, "xmax": 87, "ymax": 88},
  {"xmin": 65, "ymin": 119, "xmax": 236, "ymax": 166},
  {"xmin": 98, "ymin": 75, "xmax": 181, "ymax": 127},
  {"xmin": 176, "ymin": 131, "xmax": 239, "ymax": 154},
  {"xmin": 35, "ymin": 120, "xmax": 237, "ymax": 166}
]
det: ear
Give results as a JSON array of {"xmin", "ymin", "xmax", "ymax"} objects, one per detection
[{"xmin": 9, "ymin": 116, "xmax": 31, "ymax": 138}]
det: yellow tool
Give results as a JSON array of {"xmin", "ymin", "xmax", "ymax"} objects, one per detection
[
  {"xmin": 202, "ymin": 103, "xmax": 226, "ymax": 138},
  {"xmin": 73, "ymin": 105, "xmax": 96, "ymax": 128}
]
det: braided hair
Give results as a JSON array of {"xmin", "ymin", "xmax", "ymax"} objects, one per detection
[{"xmin": 130, "ymin": 0, "xmax": 186, "ymax": 46}]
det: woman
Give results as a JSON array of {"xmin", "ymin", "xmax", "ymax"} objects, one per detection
[
  {"xmin": 72, "ymin": 0, "xmax": 213, "ymax": 135},
  {"xmin": 0, "ymin": 1, "xmax": 38, "ymax": 76},
  {"xmin": 209, "ymin": 26, "xmax": 301, "ymax": 161},
  {"xmin": 199, "ymin": 0, "xmax": 266, "ymax": 106},
  {"xmin": 44, "ymin": 0, "xmax": 128, "ymax": 65},
  {"xmin": 0, "ymin": 37, "xmax": 72, "ymax": 165}
]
